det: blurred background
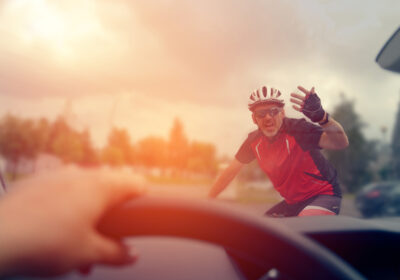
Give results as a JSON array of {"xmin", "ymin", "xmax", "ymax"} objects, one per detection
[{"xmin": 0, "ymin": 0, "xmax": 400, "ymax": 218}]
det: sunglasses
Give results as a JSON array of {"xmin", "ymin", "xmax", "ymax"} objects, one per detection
[{"xmin": 254, "ymin": 107, "xmax": 282, "ymax": 118}]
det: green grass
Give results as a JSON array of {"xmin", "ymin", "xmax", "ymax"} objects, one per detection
[{"xmin": 145, "ymin": 175, "xmax": 214, "ymax": 186}]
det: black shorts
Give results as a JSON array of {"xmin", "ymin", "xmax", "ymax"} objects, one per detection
[{"xmin": 265, "ymin": 195, "xmax": 341, "ymax": 217}]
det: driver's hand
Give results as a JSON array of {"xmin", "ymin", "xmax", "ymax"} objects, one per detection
[{"xmin": 0, "ymin": 166, "xmax": 145, "ymax": 278}]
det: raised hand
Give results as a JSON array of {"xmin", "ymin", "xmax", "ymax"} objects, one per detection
[{"xmin": 290, "ymin": 86, "xmax": 325, "ymax": 123}]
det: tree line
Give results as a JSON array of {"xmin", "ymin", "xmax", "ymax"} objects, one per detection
[
  {"xmin": 1, "ymin": 93, "xmax": 400, "ymax": 193},
  {"xmin": 326, "ymin": 93, "xmax": 400, "ymax": 193},
  {"xmin": 0, "ymin": 116, "xmax": 218, "ymax": 179}
]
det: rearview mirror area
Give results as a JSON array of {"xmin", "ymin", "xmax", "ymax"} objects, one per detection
[{"xmin": 376, "ymin": 27, "xmax": 400, "ymax": 73}]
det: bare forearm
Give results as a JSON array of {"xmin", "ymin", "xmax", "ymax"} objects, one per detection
[
  {"xmin": 208, "ymin": 160, "xmax": 243, "ymax": 198},
  {"xmin": 208, "ymin": 171, "xmax": 237, "ymax": 198},
  {"xmin": 319, "ymin": 114, "xmax": 349, "ymax": 150}
]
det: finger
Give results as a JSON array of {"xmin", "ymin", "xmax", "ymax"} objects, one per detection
[
  {"xmin": 290, "ymin": 93, "xmax": 306, "ymax": 101},
  {"xmin": 290, "ymin": 98, "xmax": 303, "ymax": 106},
  {"xmin": 98, "ymin": 168, "xmax": 146, "ymax": 193},
  {"xmin": 310, "ymin": 86, "xmax": 315, "ymax": 94},
  {"xmin": 292, "ymin": 105, "xmax": 302, "ymax": 112},
  {"xmin": 297, "ymin": 86, "xmax": 311, "ymax": 96},
  {"xmin": 93, "ymin": 169, "xmax": 147, "ymax": 211},
  {"xmin": 91, "ymin": 234, "xmax": 138, "ymax": 266}
]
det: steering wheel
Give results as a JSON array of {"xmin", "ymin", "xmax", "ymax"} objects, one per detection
[{"xmin": 99, "ymin": 197, "xmax": 365, "ymax": 280}]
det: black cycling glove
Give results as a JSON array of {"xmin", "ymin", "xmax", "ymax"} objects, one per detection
[{"xmin": 302, "ymin": 93, "xmax": 325, "ymax": 123}]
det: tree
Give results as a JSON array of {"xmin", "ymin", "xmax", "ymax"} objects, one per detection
[
  {"xmin": 391, "ymin": 99, "xmax": 400, "ymax": 179},
  {"xmin": 187, "ymin": 141, "xmax": 218, "ymax": 175},
  {"xmin": 79, "ymin": 129, "xmax": 100, "ymax": 166},
  {"xmin": 102, "ymin": 127, "xmax": 134, "ymax": 166},
  {"xmin": 101, "ymin": 146, "xmax": 125, "ymax": 167},
  {"xmin": 47, "ymin": 118, "xmax": 85, "ymax": 163},
  {"xmin": 0, "ymin": 115, "xmax": 46, "ymax": 178},
  {"xmin": 0, "ymin": 114, "xmax": 99, "ymax": 175},
  {"xmin": 136, "ymin": 136, "xmax": 168, "ymax": 168},
  {"xmin": 325, "ymin": 96, "xmax": 377, "ymax": 193},
  {"xmin": 168, "ymin": 118, "xmax": 189, "ymax": 169},
  {"xmin": 33, "ymin": 118, "xmax": 51, "ymax": 154}
]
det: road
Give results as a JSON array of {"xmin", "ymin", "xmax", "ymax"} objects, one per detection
[{"xmin": 145, "ymin": 183, "xmax": 362, "ymax": 217}]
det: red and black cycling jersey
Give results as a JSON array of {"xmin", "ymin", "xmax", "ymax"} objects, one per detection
[{"xmin": 235, "ymin": 117, "xmax": 341, "ymax": 204}]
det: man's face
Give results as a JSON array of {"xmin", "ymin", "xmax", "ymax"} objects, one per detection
[{"xmin": 252, "ymin": 104, "xmax": 285, "ymax": 138}]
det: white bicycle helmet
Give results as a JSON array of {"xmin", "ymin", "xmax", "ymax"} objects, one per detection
[{"xmin": 248, "ymin": 86, "xmax": 284, "ymax": 111}]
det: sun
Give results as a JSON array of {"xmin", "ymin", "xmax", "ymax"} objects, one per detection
[{"xmin": 3, "ymin": 0, "xmax": 104, "ymax": 60}]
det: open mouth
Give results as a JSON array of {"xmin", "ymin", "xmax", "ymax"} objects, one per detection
[{"xmin": 263, "ymin": 122, "xmax": 274, "ymax": 130}]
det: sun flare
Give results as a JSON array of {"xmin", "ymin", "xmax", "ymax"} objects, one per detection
[{"xmin": 3, "ymin": 0, "xmax": 104, "ymax": 60}]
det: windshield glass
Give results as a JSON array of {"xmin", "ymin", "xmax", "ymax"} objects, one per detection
[{"xmin": 0, "ymin": 0, "xmax": 399, "ymax": 220}]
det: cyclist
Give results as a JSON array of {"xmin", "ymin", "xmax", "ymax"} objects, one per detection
[{"xmin": 208, "ymin": 85, "xmax": 349, "ymax": 217}]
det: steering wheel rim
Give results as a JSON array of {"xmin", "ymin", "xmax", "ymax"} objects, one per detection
[{"xmin": 98, "ymin": 197, "xmax": 364, "ymax": 280}]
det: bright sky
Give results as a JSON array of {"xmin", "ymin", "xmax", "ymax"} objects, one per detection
[{"xmin": 0, "ymin": 0, "xmax": 399, "ymax": 156}]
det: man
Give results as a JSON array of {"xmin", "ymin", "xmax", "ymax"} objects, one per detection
[{"xmin": 208, "ymin": 85, "xmax": 349, "ymax": 217}]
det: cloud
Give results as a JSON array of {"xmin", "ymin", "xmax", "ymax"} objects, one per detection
[
  {"xmin": 1, "ymin": 0, "xmax": 399, "ymax": 153},
  {"xmin": 0, "ymin": 0, "xmax": 315, "ymax": 106}
]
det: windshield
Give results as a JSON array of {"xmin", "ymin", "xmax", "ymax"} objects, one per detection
[{"xmin": 0, "ymin": 0, "xmax": 399, "ymax": 220}]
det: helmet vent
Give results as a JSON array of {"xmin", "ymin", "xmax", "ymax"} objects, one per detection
[{"xmin": 262, "ymin": 86, "xmax": 267, "ymax": 97}]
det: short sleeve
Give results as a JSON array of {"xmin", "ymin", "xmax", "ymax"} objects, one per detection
[
  {"xmin": 285, "ymin": 118, "xmax": 323, "ymax": 151},
  {"xmin": 235, "ymin": 130, "xmax": 260, "ymax": 164}
]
